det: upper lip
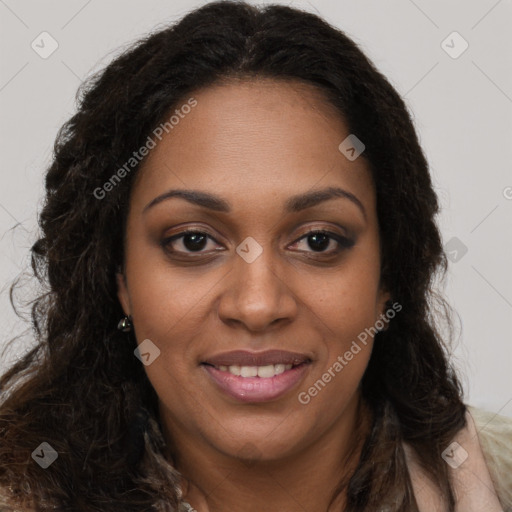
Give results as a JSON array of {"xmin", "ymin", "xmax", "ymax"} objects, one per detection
[{"xmin": 202, "ymin": 349, "xmax": 312, "ymax": 367}]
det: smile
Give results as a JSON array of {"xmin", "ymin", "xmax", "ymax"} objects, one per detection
[{"xmin": 201, "ymin": 361, "xmax": 312, "ymax": 403}]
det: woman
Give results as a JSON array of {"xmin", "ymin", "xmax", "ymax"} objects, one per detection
[{"xmin": 0, "ymin": 1, "xmax": 510, "ymax": 511}]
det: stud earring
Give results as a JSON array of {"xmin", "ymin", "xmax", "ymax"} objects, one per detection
[{"xmin": 117, "ymin": 315, "xmax": 133, "ymax": 332}]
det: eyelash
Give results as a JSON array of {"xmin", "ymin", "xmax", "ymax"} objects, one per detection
[{"xmin": 161, "ymin": 228, "xmax": 354, "ymax": 258}]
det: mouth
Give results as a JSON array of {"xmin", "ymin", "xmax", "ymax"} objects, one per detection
[{"xmin": 200, "ymin": 350, "xmax": 313, "ymax": 403}]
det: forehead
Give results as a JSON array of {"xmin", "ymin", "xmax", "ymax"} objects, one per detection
[{"xmin": 131, "ymin": 77, "xmax": 375, "ymax": 218}]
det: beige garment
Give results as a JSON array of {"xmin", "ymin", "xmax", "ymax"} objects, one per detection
[
  {"xmin": 470, "ymin": 406, "xmax": 512, "ymax": 510},
  {"xmin": 405, "ymin": 406, "xmax": 512, "ymax": 512}
]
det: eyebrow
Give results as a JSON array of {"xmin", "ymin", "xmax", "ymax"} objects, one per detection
[{"xmin": 142, "ymin": 186, "xmax": 367, "ymax": 220}]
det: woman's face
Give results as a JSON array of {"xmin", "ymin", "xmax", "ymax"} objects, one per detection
[{"xmin": 117, "ymin": 78, "xmax": 390, "ymax": 463}]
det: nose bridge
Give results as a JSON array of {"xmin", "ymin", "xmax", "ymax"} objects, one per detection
[
  {"xmin": 236, "ymin": 238, "xmax": 278, "ymax": 291},
  {"xmin": 235, "ymin": 235, "xmax": 282, "ymax": 301},
  {"xmin": 217, "ymin": 235, "xmax": 297, "ymax": 330}
]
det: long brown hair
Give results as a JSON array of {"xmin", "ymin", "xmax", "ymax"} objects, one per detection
[{"xmin": 0, "ymin": 2, "xmax": 466, "ymax": 510}]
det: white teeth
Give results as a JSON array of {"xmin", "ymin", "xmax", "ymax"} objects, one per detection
[
  {"xmin": 227, "ymin": 364, "xmax": 240, "ymax": 376},
  {"xmin": 274, "ymin": 364, "xmax": 286, "ymax": 375},
  {"xmin": 257, "ymin": 364, "xmax": 275, "ymax": 378},
  {"xmin": 218, "ymin": 363, "xmax": 294, "ymax": 377},
  {"xmin": 240, "ymin": 366, "xmax": 258, "ymax": 377}
]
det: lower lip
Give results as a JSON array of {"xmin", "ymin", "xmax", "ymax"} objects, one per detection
[{"xmin": 201, "ymin": 363, "xmax": 311, "ymax": 403}]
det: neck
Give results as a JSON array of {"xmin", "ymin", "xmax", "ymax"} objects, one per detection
[{"xmin": 160, "ymin": 393, "xmax": 372, "ymax": 512}]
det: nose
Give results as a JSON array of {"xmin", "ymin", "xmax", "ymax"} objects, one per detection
[{"xmin": 217, "ymin": 245, "xmax": 298, "ymax": 332}]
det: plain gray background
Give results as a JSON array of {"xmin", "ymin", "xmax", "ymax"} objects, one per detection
[{"xmin": 0, "ymin": 0, "xmax": 511, "ymax": 417}]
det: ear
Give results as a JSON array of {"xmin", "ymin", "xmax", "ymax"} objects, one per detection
[{"xmin": 116, "ymin": 271, "xmax": 131, "ymax": 317}]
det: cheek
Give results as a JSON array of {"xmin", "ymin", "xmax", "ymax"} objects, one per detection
[
  {"xmin": 302, "ymin": 262, "xmax": 380, "ymax": 394},
  {"xmin": 303, "ymin": 300, "xmax": 375, "ymax": 414},
  {"xmin": 125, "ymin": 253, "xmax": 212, "ymax": 340},
  {"xmin": 306, "ymin": 259, "xmax": 382, "ymax": 334}
]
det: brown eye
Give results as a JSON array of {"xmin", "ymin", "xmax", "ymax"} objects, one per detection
[
  {"xmin": 162, "ymin": 230, "xmax": 221, "ymax": 254},
  {"xmin": 290, "ymin": 230, "xmax": 354, "ymax": 254}
]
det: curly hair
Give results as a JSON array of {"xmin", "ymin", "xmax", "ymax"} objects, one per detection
[{"xmin": 0, "ymin": 1, "xmax": 466, "ymax": 510}]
